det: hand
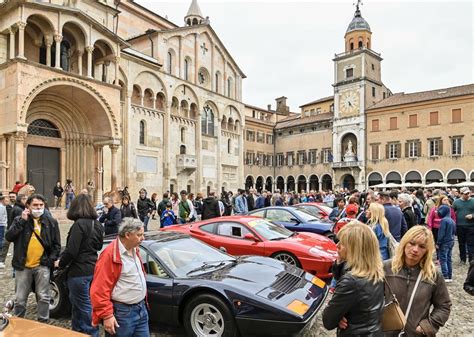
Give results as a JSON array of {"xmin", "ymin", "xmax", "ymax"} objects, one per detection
[
  {"xmin": 466, "ymin": 214, "xmax": 473, "ymax": 220},
  {"xmin": 54, "ymin": 260, "xmax": 60, "ymax": 268},
  {"xmin": 338, "ymin": 317, "xmax": 348, "ymax": 330},
  {"xmin": 21, "ymin": 209, "xmax": 30, "ymax": 221},
  {"xmin": 104, "ymin": 316, "xmax": 120, "ymax": 335},
  {"xmin": 436, "ymin": 245, "xmax": 439, "ymax": 249},
  {"xmin": 415, "ymin": 325, "xmax": 425, "ymax": 335}
]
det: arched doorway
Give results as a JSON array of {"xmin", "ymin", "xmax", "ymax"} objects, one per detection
[
  {"xmin": 367, "ymin": 172, "xmax": 383, "ymax": 187},
  {"xmin": 425, "ymin": 170, "xmax": 444, "ymax": 184},
  {"xmin": 287, "ymin": 176, "xmax": 295, "ymax": 192},
  {"xmin": 405, "ymin": 171, "xmax": 422, "ymax": 183},
  {"xmin": 265, "ymin": 177, "xmax": 273, "ymax": 192},
  {"xmin": 276, "ymin": 176, "xmax": 284, "ymax": 192},
  {"xmin": 321, "ymin": 174, "xmax": 332, "ymax": 191},
  {"xmin": 341, "ymin": 174, "xmax": 355, "ymax": 190},
  {"xmin": 245, "ymin": 176, "xmax": 254, "ymax": 189},
  {"xmin": 309, "ymin": 175, "xmax": 319, "ymax": 191},
  {"xmin": 27, "ymin": 119, "xmax": 61, "ymax": 205},
  {"xmin": 386, "ymin": 171, "xmax": 402, "ymax": 184},
  {"xmin": 447, "ymin": 169, "xmax": 466, "ymax": 184},
  {"xmin": 256, "ymin": 176, "xmax": 264, "ymax": 192},
  {"xmin": 297, "ymin": 175, "xmax": 307, "ymax": 193}
]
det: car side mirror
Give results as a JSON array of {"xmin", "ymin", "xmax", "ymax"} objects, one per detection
[
  {"xmin": 290, "ymin": 218, "xmax": 300, "ymax": 224},
  {"xmin": 244, "ymin": 233, "xmax": 259, "ymax": 242}
]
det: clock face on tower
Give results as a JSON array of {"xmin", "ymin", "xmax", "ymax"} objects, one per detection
[{"xmin": 339, "ymin": 90, "xmax": 360, "ymax": 115}]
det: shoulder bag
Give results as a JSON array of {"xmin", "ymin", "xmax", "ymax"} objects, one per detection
[{"xmin": 382, "ymin": 271, "xmax": 422, "ymax": 333}]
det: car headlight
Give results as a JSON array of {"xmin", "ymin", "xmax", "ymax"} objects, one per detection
[{"xmin": 309, "ymin": 246, "xmax": 324, "ymax": 256}]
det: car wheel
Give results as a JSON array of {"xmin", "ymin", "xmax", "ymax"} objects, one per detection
[
  {"xmin": 272, "ymin": 252, "xmax": 301, "ymax": 268},
  {"xmin": 49, "ymin": 279, "xmax": 71, "ymax": 318},
  {"xmin": 183, "ymin": 294, "xmax": 239, "ymax": 337}
]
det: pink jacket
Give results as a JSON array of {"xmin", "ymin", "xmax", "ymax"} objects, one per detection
[{"xmin": 427, "ymin": 206, "xmax": 456, "ymax": 229}]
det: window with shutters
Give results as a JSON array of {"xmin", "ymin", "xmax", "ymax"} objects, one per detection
[
  {"xmin": 322, "ymin": 148, "xmax": 332, "ymax": 163},
  {"xmin": 276, "ymin": 153, "xmax": 284, "ymax": 167},
  {"xmin": 371, "ymin": 119, "xmax": 379, "ymax": 132},
  {"xmin": 245, "ymin": 152, "xmax": 254, "ymax": 165},
  {"xmin": 287, "ymin": 152, "xmax": 294, "ymax": 166},
  {"xmin": 297, "ymin": 151, "xmax": 306, "ymax": 165},
  {"xmin": 429, "ymin": 138, "xmax": 441, "ymax": 157},
  {"xmin": 246, "ymin": 130, "xmax": 255, "ymax": 142},
  {"xmin": 388, "ymin": 143, "xmax": 399, "ymax": 159},
  {"xmin": 407, "ymin": 140, "xmax": 419, "ymax": 158},
  {"xmin": 267, "ymin": 154, "xmax": 274, "ymax": 166},
  {"xmin": 309, "ymin": 149, "xmax": 317, "ymax": 164},
  {"xmin": 409, "ymin": 114, "xmax": 417, "ymax": 128},
  {"xmin": 256, "ymin": 131, "xmax": 265, "ymax": 143},
  {"xmin": 389, "ymin": 117, "xmax": 397, "ymax": 130},
  {"xmin": 451, "ymin": 137, "xmax": 462, "ymax": 156},
  {"xmin": 452, "ymin": 109, "xmax": 462, "ymax": 123},
  {"xmin": 256, "ymin": 152, "xmax": 264, "ymax": 166},
  {"xmin": 371, "ymin": 144, "xmax": 379, "ymax": 160},
  {"xmin": 429, "ymin": 111, "xmax": 439, "ymax": 125},
  {"xmin": 266, "ymin": 134, "xmax": 274, "ymax": 144}
]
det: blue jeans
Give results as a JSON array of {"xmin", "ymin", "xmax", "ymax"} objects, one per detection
[
  {"xmin": 66, "ymin": 192, "xmax": 75, "ymax": 209},
  {"xmin": 439, "ymin": 241, "xmax": 454, "ymax": 279},
  {"xmin": 139, "ymin": 215, "xmax": 149, "ymax": 232},
  {"xmin": 67, "ymin": 275, "xmax": 98, "ymax": 337},
  {"xmin": 105, "ymin": 301, "xmax": 149, "ymax": 337}
]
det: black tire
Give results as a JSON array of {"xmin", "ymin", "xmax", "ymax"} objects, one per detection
[
  {"xmin": 49, "ymin": 278, "xmax": 71, "ymax": 318},
  {"xmin": 183, "ymin": 293, "xmax": 239, "ymax": 337},
  {"xmin": 271, "ymin": 251, "xmax": 302, "ymax": 268}
]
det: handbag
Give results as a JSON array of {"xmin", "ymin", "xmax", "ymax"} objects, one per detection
[{"xmin": 382, "ymin": 271, "xmax": 422, "ymax": 333}]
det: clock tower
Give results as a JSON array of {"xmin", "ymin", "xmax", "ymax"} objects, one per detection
[{"xmin": 332, "ymin": 1, "xmax": 388, "ymax": 190}]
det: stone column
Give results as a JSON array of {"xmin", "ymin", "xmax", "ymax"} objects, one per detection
[
  {"xmin": 45, "ymin": 38, "xmax": 52, "ymax": 67},
  {"xmin": 306, "ymin": 181, "xmax": 310, "ymax": 194},
  {"xmin": 77, "ymin": 50, "xmax": 83, "ymax": 75},
  {"xmin": 151, "ymin": 97, "xmax": 156, "ymax": 110},
  {"xmin": 178, "ymin": 36, "xmax": 183, "ymax": 78},
  {"xmin": 54, "ymin": 34, "xmax": 62, "ymax": 69},
  {"xmin": 104, "ymin": 60, "xmax": 111, "ymax": 82},
  {"xmin": 114, "ymin": 56, "xmax": 120, "ymax": 85},
  {"xmin": 9, "ymin": 26, "xmax": 17, "ymax": 60},
  {"xmin": 94, "ymin": 145, "xmax": 104, "ymax": 203},
  {"xmin": 210, "ymin": 42, "xmax": 215, "ymax": 91},
  {"xmin": 14, "ymin": 132, "xmax": 27, "ymax": 182},
  {"xmin": 86, "ymin": 46, "xmax": 94, "ymax": 78},
  {"xmin": 194, "ymin": 33, "xmax": 198, "ymax": 84},
  {"xmin": 195, "ymin": 113, "xmax": 202, "ymax": 193},
  {"xmin": 17, "ymin": 22, "xmax": 26, "ymax": 59},
  {"xmin": 284, "ymin": 183, "xmax": 287, "ymax": 193},
  {"xmin": 216, "ymin": 118, "xmax": 222, "ymax": 190},
  {"xmin": 109, "ymin": 144, "xmax": 119, "ymax": 191},
  {"xmin": 0, "ymin": 136, "xmax": 7, "ymax": 194}
]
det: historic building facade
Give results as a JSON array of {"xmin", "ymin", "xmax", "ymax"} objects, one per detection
[
  {"xmin": 244, "ymin": 3, "xmax": 473, "ymax": 192},
  {"xmin": 0, "ymin": 0, "xmax": 245, "ymax": 203}
]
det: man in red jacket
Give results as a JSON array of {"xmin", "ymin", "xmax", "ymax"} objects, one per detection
[{"xmin": 90, "ymin": 217, "xmax": 148, "ymax": 337}]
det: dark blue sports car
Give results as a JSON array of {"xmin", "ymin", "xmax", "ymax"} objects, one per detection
[
  {"xmin": 248, "ymin": 206, "xmax": 335, "ymax": 239},
  {"xmin": 50, "ymin": 231, "xmax": 328, "ymax": 336}
]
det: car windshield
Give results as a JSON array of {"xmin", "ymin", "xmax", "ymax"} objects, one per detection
[
  {"xmin": 291, "ymin": 208, "xmax": 322, "ymax": 223},
  {"xmin": 294, "ymin": 206, "xmax": 323, "ymax": 219},
  {"xmin": 318, "ymin": 204, "xmax": 332, "ymax": 214},
  {"xmin": 247, "ymin": 219, "xmax": 294, "ymax": 240},
  {"xmin": 148, "ymin": 238, "xmax": 235, "ymax": 277}
]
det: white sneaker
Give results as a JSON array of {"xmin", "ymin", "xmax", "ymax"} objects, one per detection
[
  {"xmin": 0, "ymin": 262, "xmax": 5, "ymax": 269},
  {"xmin": 445, "ymin": 278, "xmax": 453, "ymax": 283}
]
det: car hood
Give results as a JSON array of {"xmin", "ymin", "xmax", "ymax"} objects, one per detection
[
  {"xmin": 281, "ymin": 232, "xmax": 337, "ymax": 255},
  {"xmin": 2, "ymin": 316, "xmax": 86, "ymax": 336}
]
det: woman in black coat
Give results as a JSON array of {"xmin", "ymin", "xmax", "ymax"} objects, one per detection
[
  {"xmin": 55, "ymin": 194, "xmax": 104, "ymax": 336},
  {"xmin": 322, "ymin": 221, "xmax": 385, "ymax": 336}
]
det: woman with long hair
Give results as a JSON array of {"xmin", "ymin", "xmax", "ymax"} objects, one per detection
[
  {"xmin": 366, "ymin": 202, "xmax": 390, "ymax": 260},
  {"xmin": 323, "ymin": 221, "xmax": 385, "ymax": 336},
  {"xmin": 427, "ymin": 195, "xmax": 456, "ymax": 259},
  {"xmin": 55, "ymin": 194, "xmax": 104, "ymax": 336},
  {"xmin": 384, "ymin": 226, "xmax": 451, "ymax": 336}
]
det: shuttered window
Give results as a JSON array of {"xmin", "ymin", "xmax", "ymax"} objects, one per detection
[
  {"xmin": 429, "ymin": 111, "xmax": 439, "ymax": 125},
  {"xmin": 409, "ymin": 114, "xmax": 417, "ymax": 128},
  {"xmin": 389, "ymin": 117, "xmax": 397, "ymax": 130},
  {"xmin": 372, "ymin": 119, "xmax": 380, "ymax": 132},
  {"xmin": 371, "ymin": 144, "xmax": 379, "ymax": 160},
  {"xmin": 452, "ymin": 109, "xmax": 462, "ymax": 123}
]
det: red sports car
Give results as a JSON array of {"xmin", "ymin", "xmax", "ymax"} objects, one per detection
[
  {"xmin": 294, "ymin": 203, "xmax": 333, "ymax": 221},
  {"xmin": 162, "ymin": 216, "xmax": 338, "ymax": 279}
]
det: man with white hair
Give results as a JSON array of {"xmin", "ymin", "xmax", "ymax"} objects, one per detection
[
  {"xmin": 91, "ymin": 218, "xmax": 148, "ymax": 336},
  {"xmin": 399, "ymin": 193, "xmax": 417, "ymax": 229}
]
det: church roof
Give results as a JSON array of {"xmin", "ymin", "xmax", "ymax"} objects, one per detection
[
  {"xmin": 367, "ymin": 84, "xmax": 474, "ymax": 110},
  {"xmin": 346, "ymin": 7, "xmax": 371, "ymax": 34},
  {"xmin": 186, "ymin": 0, "xmax": 203, "ymax": 18}
]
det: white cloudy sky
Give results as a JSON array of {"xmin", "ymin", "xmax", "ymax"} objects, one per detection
[{"xmin": 136, "ymin": 0, "xmax": 473, "ymax": 112}]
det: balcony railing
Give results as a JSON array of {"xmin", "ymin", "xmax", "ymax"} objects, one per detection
[
  {"xmin": 332, "ymin": 161, "xmax": 362, "ymax": 168},
  {"xmin": 176, "ymin": 154, "xmax": 197, "ymax": 172}
]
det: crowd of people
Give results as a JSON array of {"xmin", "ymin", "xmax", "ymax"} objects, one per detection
[{"xmin": 0, "ymin": 182, "xmax": 473, "ymax": 337}]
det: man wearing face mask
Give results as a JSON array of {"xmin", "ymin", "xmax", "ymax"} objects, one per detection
[{"xmin": 5, "ymin": 194, "xmax": 61, "ymax": 322}]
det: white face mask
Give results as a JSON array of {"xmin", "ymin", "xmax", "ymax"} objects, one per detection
[{"xmin": 31, "ymin": 208, "xmax": 44, "ymax": 218}]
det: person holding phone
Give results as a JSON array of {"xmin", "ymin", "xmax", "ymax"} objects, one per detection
[{"xmin": 5, "ymin": 194, "xmax": 61, "ymax": 322}]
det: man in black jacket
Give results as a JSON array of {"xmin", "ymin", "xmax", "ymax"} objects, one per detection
[
  {"xmin": 99, "ymin": 197, "xmax": 122, "ymax": 235},
  {"xmin": 202, "ymin": 192, "xmax": 221, "ymax": 220},
  {"xmin": 246, "ymin": 189, "xmax": 255, "ymax": 212},
  {"xmin": 5, "ymin": 194, "xmax": 61, "ymax": 322},
  {"xmin": 137, "ymin": 188, "xmax": 155, "ymax": 231}
]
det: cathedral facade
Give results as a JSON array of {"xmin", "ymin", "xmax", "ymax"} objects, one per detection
[{"xmin": 0, "ymin": 0, "xmax": 245, "ymax": 203}]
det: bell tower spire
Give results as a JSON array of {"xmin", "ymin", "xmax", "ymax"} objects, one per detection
[
  {"xmin": 185, "ymin": 0, "xmax": 207, "ymax": 26},
  {"xmin": 344, "ymin": 0, "xmax": 372, "ymax": 52}
]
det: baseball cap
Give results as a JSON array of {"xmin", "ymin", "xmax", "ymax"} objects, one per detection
[
  {"xmin": 460, "ymin": 187, "xmax": 471, "ymax": 195},
  {"xmin": 346, "ymin": 204, "xmax": 359, "ymax": 217}
]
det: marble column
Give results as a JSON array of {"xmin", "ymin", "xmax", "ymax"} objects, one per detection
[
  {"xmin": 0, "ymin": 136, "xmax": 7, "ymax": 194},
  {"xmin": 17, "ymin": 22, "xmax": 26, "ymax": 59},
  {"xmin": 45, "ymin": 38, "xmax": 52, "ymax": 67},
  {"xmin": 77, "ymin": 51, "xmax": 83, "ymax": 75},
  {"xmin": 178, "ymin": 36, "xmax": 183, "ymax": 78},
  {"xmin": 306, "ymin": 181, "xmax": 310, "ymax": 194},
  {"xmin": 54, "ymin": 34, "xmax": 62, "ymax": 69},
  {"xmin": 86, "ymin": 46, "xmax": 94, "ymax": 78},
  {"xmin": 114, "ymin": 56, "xmax": 120, "ymax": 85},
  {"xmin": 14, "ymin": 132, "xmax": 27, "ymax": 182},
  {"xmin": 94, "ymin": 145, "xmax": 104, "ymax": 203},
  {"xmin": 109, "ymin": 144, "xmax": 119, "ymax": 191},
  {"xmin": 194, "ymin": 33, "xmax": 198, "ymax": 84},
  {"xmin": 9, "ymin": 26, "xmax": 17, "ymax": 60}
]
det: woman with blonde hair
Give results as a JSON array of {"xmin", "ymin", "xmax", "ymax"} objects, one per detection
[
  {"xmin": 384, "ymin": 225, "xmax": 451, "ymax": 336},
  {"xmin": 366, "ymin": 202, "xmax": 390, "ymax": 260},
  {"xmin": 323, "ymin": 221, "xmax": 384, "ymax": 336}
]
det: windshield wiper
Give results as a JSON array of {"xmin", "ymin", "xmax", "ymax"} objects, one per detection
[
  {"xmin": 270, "ymin": 237, "xmax": 286, "ymax": 241},
  {"xmin": 186, "ymin": 261, "xmax": 231, "ymax": 275}
]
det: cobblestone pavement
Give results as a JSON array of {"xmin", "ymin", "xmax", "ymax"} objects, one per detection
[{"xmin": 0, "ymin": 218, "xmax": 473, "ymax": 336}]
